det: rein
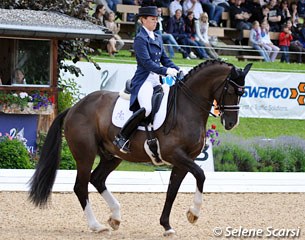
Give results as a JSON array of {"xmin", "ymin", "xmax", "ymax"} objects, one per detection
[
  {"xmin": 164, "ymin": 68, "xmax": 244, "ymax": 135},
  {"xmin": 177, "ymin": 80, "xmax": 217, "ymax": 117}
]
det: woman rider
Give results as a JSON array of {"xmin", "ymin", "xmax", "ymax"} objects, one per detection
[{"xmin": 113, "ymin": 6, "xmax": 182, "ymax": 153}]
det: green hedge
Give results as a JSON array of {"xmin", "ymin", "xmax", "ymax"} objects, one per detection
[
  {"xmin": 0, "ymin": 137, "xmax": 33, "ymax": 169},
  {"xmin": 213, "ymin": 135, "xmax": 305, "ymax": 172},
  {"xmin": 36, "ymin": 133, "xmax": 76, "ymax": 170}
]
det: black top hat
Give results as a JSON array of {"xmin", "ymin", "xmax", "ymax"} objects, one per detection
[{"xmin": 138, "ymin": 6, "xmax": 158, "ymax": 17}]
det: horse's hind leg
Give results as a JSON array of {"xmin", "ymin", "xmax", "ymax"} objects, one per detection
[
  {"xmin": 69, "ymin": 138, "xmax": 108, "ymax": 233},
  {"xmin": 90, "ymin": 152, "xmax": 122, "ymax": 230}
]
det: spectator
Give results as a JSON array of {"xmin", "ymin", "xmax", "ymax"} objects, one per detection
[
  {"xmin": 267, "ymin": 0, "xmax": 282, "ymax": 32},
  {"xmin": 299, "ymin": 23, "xmax": 305, "ymax": 47},
  {"xmin": 155, "ymin": 7, "xmax": 190, "ymax": 59},
  {"xmin": 249, "ymin": 21, "xmax": 271, "ymax": 61},
  {"xmin": 198, "ymin": 0, "xmax": 224, "ymax": 26},
  {"xmin": 230, "ymin": 0, "xmax": 252, "ymax": 45},
  {"xmin": 155, "ymin": 0, "xmax": 171, "ymax": 8},
  {"xmin": 140, "ymin": 0, "xmax": 160, "ymax": 7},
  {"xmin": 184, "ymin": 11, "xmax": 210, "ymax": 59},
  {"xmin": 195, "ymin": 12, "xmax": 220, "ymax": 59},
  {"xmin": 13, "ymin": 69, "xmax": 27, "ymax": 84},
  {"xmin": 278, "ymin": 23, "xmax": 293, "ymax": 63},
  {"xmin": 213, "ymin": 0, "xmax": 231, "ymax": 12},
  {"xmin": 290, "ymin": 1, "xmax": 300, "ymax": 27},
  {"xmin": 93, "ymin": 0, "xmax": 112, "ymax": 13},
  {"xmin": 297, "ymin": 0, "xmax": 305, "ymax": 18},
  {"xmin": 93, "ymin": 5, "xmax": 117, "ymax": 56},
  {"xmin": 107, "ymin": 0, "xmax": 122, "ymax": 12},
  {"xmin": 287, "ymin": 19, "xmax": 305, "ymax": 63},
  {"xmin": 105, "ymin": 12, "xmax": 125, "ymax": 56},
  {"xmin": 167, "ymin": 9, "xmax": 201, "ymax": 58},
  {"xmin": 92, "ymin": 4, "xmax": 107, "ymax": 25},
  {"xmin": 169, "ymin": 0, "xmax": 183, "ymax": 17},
  {"xmin": 244, "ymin": 0, "xmax": 264, "ymax": 23},
  {"xmin": 279, "ymin": 0, "xmax": 291, "ymax": 25},
  {"xmin": 183, "ymin": 0, "xmax": 204, "ymax": 20},
  {"xmin": 261, "ymin": 20, "xmax": 280, "ymax": 61}
]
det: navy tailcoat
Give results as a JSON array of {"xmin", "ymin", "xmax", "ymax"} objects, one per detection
[{"xmin": 129, "ymin": 27, "xmax": 179, "ymax": 111}]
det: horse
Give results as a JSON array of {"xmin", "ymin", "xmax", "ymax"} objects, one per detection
[{"xmin": 29, "ymin": 60, "xmax": 252, "ymax": 237}]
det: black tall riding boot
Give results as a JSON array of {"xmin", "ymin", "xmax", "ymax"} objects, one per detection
[{"xmin": 113, "ymin": 107, "xmax": 146, "ymax": 153}]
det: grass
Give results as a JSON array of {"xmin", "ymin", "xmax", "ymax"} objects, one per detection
[
  {"xmin": 89, "ymin": 50, "xmax": 305, "ymax": 171},
  {"xmin": 90, "ymin": 50, "xmax": 305, "ymax": 73},
  {"xmin": 207, "ymin": 117, "xmax": 305, "ymax": 139}
]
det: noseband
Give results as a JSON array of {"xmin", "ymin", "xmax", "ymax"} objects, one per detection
[{"xmin": 215, "ymin": 73, "xmax": 245, "ymax": 116}]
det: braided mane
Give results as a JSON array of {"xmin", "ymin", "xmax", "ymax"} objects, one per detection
[{"xmin": 182, "ymin": 59, "xmax": 234, "ymax": 82}]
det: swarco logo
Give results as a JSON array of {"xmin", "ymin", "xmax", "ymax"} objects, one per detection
[
  {"xmin": 290, "ymin": 82, "xmax": 305, "ymax": 106},
  {"xmin": 243, "ymin": 86, "xmax": 289, "ymax": 99},
  {"xmin": 243, "ymin": 84, "xmax": 305, "ymax": 106}
]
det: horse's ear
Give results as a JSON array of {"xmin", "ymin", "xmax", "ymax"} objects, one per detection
[
  {"xmin": 243, "ymin": 63, "xmax": 252, "ymax": 76},
  {"xmin": 230, "ymin": 66, "xmax": 239, "ymax": 79}
]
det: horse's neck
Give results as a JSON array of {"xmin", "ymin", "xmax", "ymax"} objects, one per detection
[{"xmin": 186, "ymin": 64, "xmax": 230, "ymax": 98}]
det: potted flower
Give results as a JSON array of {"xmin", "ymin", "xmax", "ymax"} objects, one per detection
[
  {"xmin": 206, "ymin": 124, "xmax": 220, "ymax": 146},
  {"xmin": 0, "ymin": 91, "xmax": 54, "ymax": 115}
]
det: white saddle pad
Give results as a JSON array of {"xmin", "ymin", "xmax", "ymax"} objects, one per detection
[{"xmin": 112, "ymin": 84, "xmax": 170, "ymax": 131}]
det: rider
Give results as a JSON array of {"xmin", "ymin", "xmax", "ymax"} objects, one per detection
[{"xmin": 113, "ymin": 5, "xmax": 182, "ymax": 153}]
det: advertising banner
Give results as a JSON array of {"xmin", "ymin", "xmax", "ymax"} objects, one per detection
[
  {"xmin": 61, "ymin": 61, "xmax": 305, "ymax": 120},
  {"xmin": 240, "ymin": 71, "xmax": 305, "ymax": 119},
  {"xmin": 0, "ymin": 114, "xmax": 38, "ymax": 153}
]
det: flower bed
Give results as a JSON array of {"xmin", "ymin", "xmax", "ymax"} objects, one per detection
[{"xmin": 0, "ymin": 91, "xmax": 54, "ymax": 115}]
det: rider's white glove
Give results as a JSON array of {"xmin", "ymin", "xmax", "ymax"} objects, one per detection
[{"xmin": 166, "ymin": 68, "xmax": 179, "ymax": 77}]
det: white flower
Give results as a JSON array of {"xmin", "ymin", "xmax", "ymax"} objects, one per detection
[
  {"xmin": 12, "ymin": 93, "xmax": 18, "ymax": 97},
  {"xmin": 19, "ymin": 92, "xmax": 28, "ymax": 99}
]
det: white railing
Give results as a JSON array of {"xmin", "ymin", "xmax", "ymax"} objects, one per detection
[{"xmin": 1, "ymin": 169, "xmax": 305, "ymax": 193}]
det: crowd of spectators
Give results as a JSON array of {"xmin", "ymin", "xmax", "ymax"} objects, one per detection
[{"xmin": 92, "ymin": 0, "xmax": 305, "ymax": 62}]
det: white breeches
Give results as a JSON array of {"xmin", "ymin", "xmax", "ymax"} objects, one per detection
[{"xmin": 138, "ymin": 74, "xmax": 160, "ymax": 117}]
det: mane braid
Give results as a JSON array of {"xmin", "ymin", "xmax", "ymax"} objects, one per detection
[{"xmin": 182, "ymin": 59, "xmax": 233, "ymax": 82}]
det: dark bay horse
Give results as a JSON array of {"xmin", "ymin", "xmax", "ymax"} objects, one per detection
[{"xmin": 29, "ymin": 60, "xmax": 252, "ymax": 236}]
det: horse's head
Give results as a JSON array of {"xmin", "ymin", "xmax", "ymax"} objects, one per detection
[{"xmin": 217, "ymin": 63, "xmax": 252, "ymax": 130}]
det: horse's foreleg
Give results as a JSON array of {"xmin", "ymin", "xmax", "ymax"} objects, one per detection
[
  {"xmin": 182, "ymin": 158, "xmax": 205, "ymax": 224},
  {"xmin": 90, "ymin": 155, "xmax": 122, "ymax": 230},
  {"xmin": 160, "ymin": 166, "xmax": 187, "ymax": 236},
  {"xmin": 169, "ymin": 149, "xmax": 206, "ymax": 228},
  {"xmin": 186, "ymin": 186, "xmax": 203, "ymax": 224}
]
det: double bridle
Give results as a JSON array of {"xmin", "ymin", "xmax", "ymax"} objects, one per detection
[
  {"xmin": 164, "ymin": 68, "xmax": 245, "ymax": 134},
  {"xmin": 215, "ymin": 73, "xmax": 245, "ymax": 116},
  {"xmin": 176, "ymin": 71, "xmax": 245, "ymax": 117}
]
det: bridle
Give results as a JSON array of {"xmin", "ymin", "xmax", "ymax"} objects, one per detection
[
  {"xmin": 215, "ymin": 73, "xmax": 245, "ymax": 117},
  {"xmin": 176, "ymin": 69, "xmax": 245, "ymax": 117},
  {"xmin": 164, "ymin": 67, "xmax": 245, "ymax": 134}
]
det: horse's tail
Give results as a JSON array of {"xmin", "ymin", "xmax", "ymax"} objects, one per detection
[{"xmin": 28, "ymin": 108, "xmax": 70, "ymax": 207}]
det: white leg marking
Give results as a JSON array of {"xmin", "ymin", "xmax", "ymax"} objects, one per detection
[
  {"xmin": 84, "ymin": 200, "xmax": 108, "ymax": 232},
  {"xmin": 190, "ymin": 187, "xmax": 202, "ymax": 217},
  {"xmin": 102, "ymin": 190, "xmax": 121, "ymax": 221}
]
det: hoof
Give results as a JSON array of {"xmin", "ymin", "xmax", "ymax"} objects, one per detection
[
  {"xmin": 186, "ymin": 209, "xmax": 199, "ymax": 224},
  {"xmin": 108, "ymin": 217, "xmax": 121, "ymax": 230},
  {"xmin": 163, "ymin": 228, "xmax": 176, "ymax": 237},
  {"xmin": 91, "ymin": 223, "xmax": 110, "ymax": 233}
]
